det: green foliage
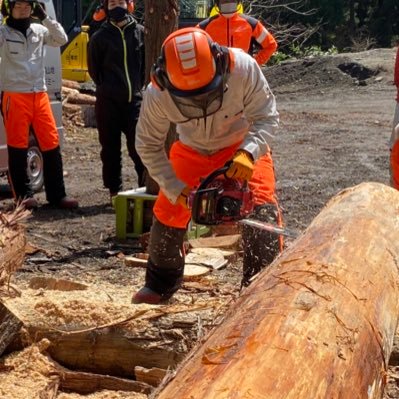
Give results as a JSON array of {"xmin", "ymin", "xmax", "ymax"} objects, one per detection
[{"xmin": 269, "ymin": 45, "xmax": 339, "ymax": 66}]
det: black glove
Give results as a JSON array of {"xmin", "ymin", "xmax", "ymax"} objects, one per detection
[{"xmin": 32, "ymin": 2, "xmax": 47, "ymax": 21}]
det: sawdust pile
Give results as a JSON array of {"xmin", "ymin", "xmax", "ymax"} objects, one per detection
[{"xmin": 8, "ymin": 285, "xmax": 141, "ymax": 329}]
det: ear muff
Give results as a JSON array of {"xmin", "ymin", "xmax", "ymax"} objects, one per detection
[
  {"xmin": 150, "ymin": 51, "xmax": 170, "ymax": 91},
  {"xmin": 210, "ymin": 42, "xmax": 231, "ymax": 77},
  {"xmin": 127, "ymin": 0, "xmax": 134, "ymax": 13},
  {"xmin": 101, "ymin": 0, "xmax": 134, "ymax": 16}
]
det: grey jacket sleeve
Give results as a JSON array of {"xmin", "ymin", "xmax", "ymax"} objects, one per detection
[
  {"xmin": 42, "ymin": 17, "xmax": 68, "ymax": 47},
  {"xmin": 135, "ymin": 86, "xmax": 186, "ymax": 204},
  {"xmin": 239, "ymin": 57, "xmax": 279, "ymax": 160}
]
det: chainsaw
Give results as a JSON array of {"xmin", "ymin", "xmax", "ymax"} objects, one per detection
[{"xmin": 190, "ymin": 166, "xmax": 297, "ymax": 238}]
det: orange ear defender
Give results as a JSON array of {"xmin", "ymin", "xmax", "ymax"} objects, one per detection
[{"xmin": 93, "ymin": 0, "xmax": 134, "ymax": 21}]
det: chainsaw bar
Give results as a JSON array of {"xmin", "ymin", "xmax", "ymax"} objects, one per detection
[{"xmin": 239, "ymin": 218, "xmax": 298, "ymax": 238}]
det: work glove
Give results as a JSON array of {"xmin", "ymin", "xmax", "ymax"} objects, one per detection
[
  {"xmin": 32, "ymin": 3, "xmax": 47, "ymax": 21},
  {"xmin": 176, "ymin": 186, "xmax": 191, "ymax": 209},
  {"xmin": 226, "ymin": 150, "xmax": 254, "ymax": 181}
]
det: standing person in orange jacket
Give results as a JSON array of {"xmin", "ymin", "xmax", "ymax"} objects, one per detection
[
  {"xmin": 390, "ymin": 45, "xmax": 399, "ymax": 189},
  {"xmin": 197, "ymin": 0, "xmax": 277, "ymax": 66}
]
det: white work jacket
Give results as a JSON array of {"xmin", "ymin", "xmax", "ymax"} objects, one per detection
[{"xmin": 136, "ymin": 48, "xmax": 279, "ymax": 203}]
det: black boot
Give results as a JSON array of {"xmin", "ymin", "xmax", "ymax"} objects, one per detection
[
  {"xmin": 132, "ymin": 218, "xmax": 186, "ymax": 304},
  {"xmin": 7, "ymin": 146, "xmax": 33, "ymax": 201},
  {"xmin": 42, "ymin": 146, "xmax": 67, "ymax": 204},
  {"xmin": 241, "ymin": 203, "xmax": 283, "ymax": 287}
]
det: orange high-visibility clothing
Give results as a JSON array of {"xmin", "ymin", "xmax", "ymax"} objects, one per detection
[
  {"xmin": 395, "ymin": 47, "xmax": 399, "ymax": 102},
  {"xmin": 197, "ymin": 13, "xmax": 277, "ymax": 65},
  {"xmin": 153, "ymin": 140, "xmax": 278, "ymax": 229},
  {"xmin": 1, "ymin": 92, "xmax": 60, "ymax": 150}
]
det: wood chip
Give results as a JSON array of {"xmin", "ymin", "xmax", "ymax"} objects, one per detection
[
  {"xmin": 183, "ymin": 265, "xmax": 210, "ymax": 280},
  {"xmin": 189, "ymin": 234, "xmax": 242, "ymax": 250},
  {"xmin": 186, "ymin": 248, "xmax": 228, "ymax": 270}
]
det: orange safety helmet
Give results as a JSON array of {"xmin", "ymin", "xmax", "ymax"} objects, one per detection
[
  {"xmin": 151, "ymin": 28, "xmax": 232, "ymax": 119},
  {"xmin": 92, "ymin": 0, "xmax": 134, "ymax": 22}
]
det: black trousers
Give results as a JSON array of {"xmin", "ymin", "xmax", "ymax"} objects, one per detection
[
  {"xmin": 8, "ymin": 145, "xmax": 66, "ymax": 204},
  {"xmin": 95, "ymin": 95, "xmax": 145, "ymax": 192}
]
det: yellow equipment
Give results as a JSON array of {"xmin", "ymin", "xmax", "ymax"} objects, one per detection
[{"xmin": 61, "ymin": 25, "xmax": 91, "ymax": 82}]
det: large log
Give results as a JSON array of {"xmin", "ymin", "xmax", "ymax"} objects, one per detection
[{"xmin": 157, "ymin": 182, "xmax": 399, "ymax": 399}]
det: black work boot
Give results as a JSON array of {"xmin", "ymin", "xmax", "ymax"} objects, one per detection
[
  {"xmin": 42, "ymin": 147, "xmax": 78, "ymax": 208},
  {"xmin": 7, "ymin": 146, "xmax": 34, "ymax": 201},
  {"xmin": 132, "ymin": 218, "xmax": 186, "ymax": 304},
  {"xmin": 241, "ymin": 203, "xmax": 283, "ymax": 287}
]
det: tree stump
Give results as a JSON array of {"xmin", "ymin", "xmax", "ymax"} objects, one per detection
[{"xmin": 157, "ymin": 182, "xmax": 399, "ymax": 399}]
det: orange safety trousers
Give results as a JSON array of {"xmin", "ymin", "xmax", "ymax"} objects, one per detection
[
  {"xmin": 391, "ymin": 140, "xmax": 399, "ymax": 189},
  {"xmin": 154, "ymin": 140, "xmax": 279, "ymax": 229},
  {"xmin": 1, "ymin": 92, "xmax": 59, "ymax": 150}
]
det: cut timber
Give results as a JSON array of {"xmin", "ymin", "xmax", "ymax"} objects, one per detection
[
  {"xmin": 0, "ymin": 304, "xmax": 23, "ymax": 356},
  {"xmin": 57, "ymin": 370, "xmax": 152, "ymax": 395},
  {"xmin": 157, "ymin": 183, "xmax": 399, "ymax": 399},
  {"xmin": 134, "ymin": 366, "xmax": 167, "ymax": 387},
  {"xmin": 189, "ymin": 234, "xmax": 242, "ymax": 250},
  {"xmin": 186, "ymin": 248, "xmax": 228, "ymax": 270},
  {"xmin": 183, "ymin": 265, "xmax": 210, "ymax": 280}
]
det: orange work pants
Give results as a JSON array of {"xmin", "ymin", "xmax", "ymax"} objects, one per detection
[
  {"xmin": 1, "ymin": 92, "xmax": 59, "ymax": 150},
  {"xmin": 154, "ymin": 140, "xmax": 278, "ymax": 228}
]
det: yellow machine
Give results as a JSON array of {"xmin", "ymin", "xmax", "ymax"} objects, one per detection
[{"xmin": 61, "ymin": 25, "xmax": 91, "ymax": 82}]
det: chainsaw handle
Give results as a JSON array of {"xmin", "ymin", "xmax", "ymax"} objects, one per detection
[{"xmin": 197, "ymin": 165, "xmax": 229, "ymax": 191}]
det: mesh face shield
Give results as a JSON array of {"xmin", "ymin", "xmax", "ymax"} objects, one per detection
[{"xmin": 168, "ymin": 74, "xmax": 225, "ymax": 120}]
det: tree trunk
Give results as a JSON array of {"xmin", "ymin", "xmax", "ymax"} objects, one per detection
[
  {"xmin": 143, "ymin": 0, "xmax": 178, "ymax": 195},
  {"xmin": 157, "ymin": 182, "xmax": 399, "ymax": 399}
]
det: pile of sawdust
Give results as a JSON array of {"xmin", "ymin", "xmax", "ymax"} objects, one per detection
[{"xmin": 6, "ymin": 283, "xmax": 149, "ymax": 330}]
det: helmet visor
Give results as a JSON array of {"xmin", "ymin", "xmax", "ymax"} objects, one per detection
[{"xmin": 169, "ymin": 76, "xmax": 225, "ymax": 120}]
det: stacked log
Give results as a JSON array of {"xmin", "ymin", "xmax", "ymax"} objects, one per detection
[
  {"xmin": 62, "ymin": 79, "xmax": 96, "ymax": 127},
  {"xmin": 157, "ymin": 182, "xmax": 399, "ymax": 399}
]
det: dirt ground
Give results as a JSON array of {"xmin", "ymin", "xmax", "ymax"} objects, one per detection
[{"xmin": 0, "ymin": 47, "xmax": 398, "ymax": 397}]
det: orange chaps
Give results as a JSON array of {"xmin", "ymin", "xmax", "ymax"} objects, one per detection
[
  {"xmin": 1, "ymin": 92, "xmax": 59, "ymax": 150},
  {"xmin": 144, "ymin": 140, "xmax": 283, "ymax": 297},
  {"xmin": 154, "ymin": 140, "xmax": 279, "ymax": 228}
]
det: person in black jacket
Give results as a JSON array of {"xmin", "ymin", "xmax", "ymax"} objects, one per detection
[{"xmin": 88, "ymin": 0, "xmax": 145, "ymax": 199}]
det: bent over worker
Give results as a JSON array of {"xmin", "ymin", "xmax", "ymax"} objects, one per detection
[
  {"xmin": 132, "ymin": 27, "xmax": 283, "ymax": 304},
  {"xmin": 390, "ymin": 45, "xmax": 399, "ymax": 189},
  {"xmin": 197, "ymin": 0, "xmax": 277, "ymax": 66},
  {"xmin": 0, "ymin": 0, "xmax": 78, "ymax": 209}
]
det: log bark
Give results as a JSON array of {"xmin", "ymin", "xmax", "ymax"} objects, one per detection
[
  {"xmin": 157, "ymin": 182, "xmax": 399, "ymax": 399},
  {"xmin": 0, "ymin": 305, "xmax": 23, "ymax": 356}
]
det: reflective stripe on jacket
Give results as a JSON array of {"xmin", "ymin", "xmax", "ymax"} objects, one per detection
[
  {"xmin": 135, "ymin": 49, "xmax": 279, "ymax": 204},
  {"xmin": 0, "ymin": 17, "xmax": 67, "ymax": 92},
  {"xmin": 198, "ymin": 13, "xmax": 277, "ymax": 65}
]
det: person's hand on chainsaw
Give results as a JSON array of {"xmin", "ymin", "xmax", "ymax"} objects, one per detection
[
  {"xmin": 226, "ymin": 150, "xmax": 254, "ymax": 180},
  {"xmin": 176, "ymin": 186, "xmax": 191, "ymax": 209}
]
